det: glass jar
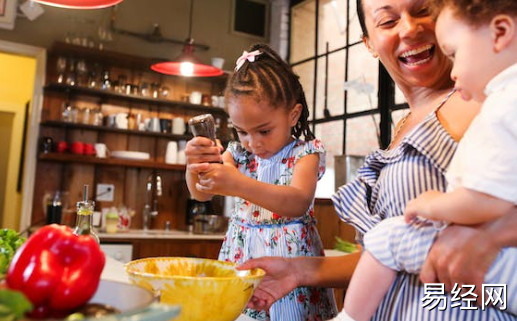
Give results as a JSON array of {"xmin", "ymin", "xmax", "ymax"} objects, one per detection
[
  {"xmin": 105, "ymin": 211, "xmax": 118, "ymax": 234},
  {"xmin": 73, "ymin": 199, "xmax": 99, "ymax": 243}
]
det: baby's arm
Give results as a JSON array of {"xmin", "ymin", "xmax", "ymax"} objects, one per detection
[
  {"xmin": 196, "ymin": 153, "xmax": 320, "ymax": 217},
  {"xmin": 405, "ymin": 187, "xmax": 513, "ymax": 225}
]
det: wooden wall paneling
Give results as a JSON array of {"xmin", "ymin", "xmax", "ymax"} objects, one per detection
[
  {"xmin": 313, "ymin": 199, "xmax": 357, "ymax": 249},
  {"xmin": 135, "ymin": 239, "xmax": 222, "ymax": 259},
  {"xmin": 94, "ymin": 165, "xmax": 125, "ymax": 211},
  {"xmin": 125, "ymin": 167, "xmax": 154, "ymax": 229},
  {"xmin": 41, "ymin": 92, "xmax": 65, "ymax": 121},
  {"xmin": 65, "ymin": 163, "xmax": 95, "ymax": 202},
  {"xmin": 31, "ymin": 162, "xmax": 63, "ymax": 226},
  {"xmin": 102, "ymin": 132, "xmax": 129, "ymax": 153},
  {"xmin": 126, "ymin": 134, "xmax": 155, "ymax": 158},
  {"xmin": 153, "ymin": 170, "xmax": 188, "ymax": 231}
]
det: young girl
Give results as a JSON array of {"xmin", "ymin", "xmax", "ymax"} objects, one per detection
[
  {"xmin": 185, "ymin": 44, "xmax": 337, "ymax": 321},
  {"xmin": 332, "ymin": 1, "xmax": 517, "ymax": 320}
]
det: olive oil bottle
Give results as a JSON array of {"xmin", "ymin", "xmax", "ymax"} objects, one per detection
[{"xmin": 73, "ymin": 184, "xmax": 99, "ymax": 243}]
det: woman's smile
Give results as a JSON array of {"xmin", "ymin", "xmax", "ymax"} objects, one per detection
[{"xmin": 398, "ymin": 44, "xmax": 435, "ymax": 66}]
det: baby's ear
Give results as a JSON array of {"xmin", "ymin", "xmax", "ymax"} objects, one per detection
[
  {"xmin": 289, "ymin": 103, "xmax": 303, "ymax": 126},
  {"xmin": 491, "ymin": 14, "xmax": 515, "ymax": 53}
]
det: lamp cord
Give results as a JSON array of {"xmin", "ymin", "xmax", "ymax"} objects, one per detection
[{"xmin": 188, "ymin": 0, "xmax": 194, "ymax": 40}]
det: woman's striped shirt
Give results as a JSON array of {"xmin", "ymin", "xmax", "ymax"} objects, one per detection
[{"xmin": 332, "ymin": 110, "xmax": 515, "ymax": 320}]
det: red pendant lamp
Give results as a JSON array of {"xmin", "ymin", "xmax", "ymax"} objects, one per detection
[
  {"xmin": 32, "ymin": 0, "xmax": 123, "ymax": 9},
  {"xmin": 150, "ymin": 0, "xmax": 223, "ymax": 77}
]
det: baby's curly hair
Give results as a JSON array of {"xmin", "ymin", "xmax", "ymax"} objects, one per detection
[{"xmin": 429, "ymin": 0, "xmax": 517, "ymax": 26}]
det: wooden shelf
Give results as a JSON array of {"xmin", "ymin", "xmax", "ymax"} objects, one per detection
[
  {"xmin": 49, "ymin": 41, "xmax": 230, "ymax": 81},
  {"xmin": 40, "ymin": 120, "xmax": 193, "ymax": 140},
  {"xmin": 44, "ymin": 83, "xmax": 227, "ymax": 116},
  {"xmin": 39, "ymin": 153, "xmax": 186, "ymax": 171}
]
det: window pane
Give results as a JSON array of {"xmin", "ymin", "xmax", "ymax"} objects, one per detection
[
  {"xmin": 293, "ymin": 61, "xmax": 315, "ymax": 120},
  {"xmin": 346, "ymin": 44, "xmax": 379, "ymax": 113},
  {"xmin": 314, "ymin": 120, "xmax": 343, "ymax": 197},
  {"xmin": 318, "ymin": 0, "xmax": 346, "ymax": 52},
  {"xmin": 345, "ymin": 114, "xmax": 380, "ymax": 155},
  {"xmin": 326, "ymin": 51, "xmax": 346, "ymax": 118},
  {"xmin": 318, "ymin": 0, "xmax": 364, "ymax": 53},
  {"xmin": 312, "ymin": 52, "xmax": 345, "ymax": 119},
  {"xmin": 291, "ymin": 1, "xmax": 316, "ymax": 62}
]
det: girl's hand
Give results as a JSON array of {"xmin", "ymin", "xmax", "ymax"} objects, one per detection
[
  {"xmin": 404, "ymin": 190, "xmax": 443, "ymax": 223},
  {"xmin": 185, "ymin": 137, "xmax": 223, "ymax": 173},
  {"xmin": 237, "ymin": 257, "xmax": 299, "ymax": 311},
  {"xmin": 196, "ymin": 163, "xmax": 244, "ymax": 196}
]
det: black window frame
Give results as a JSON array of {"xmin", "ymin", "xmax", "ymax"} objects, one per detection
[{"xmin": 288, "ymin": 0, "xmax": 409, "ymax": 153}]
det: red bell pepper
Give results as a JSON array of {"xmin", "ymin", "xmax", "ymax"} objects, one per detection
[{"xmin": 5, "ymin": 224, "xmax": 105, "ymax": 317}]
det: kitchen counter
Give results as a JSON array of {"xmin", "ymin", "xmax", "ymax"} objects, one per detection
[{"xmin": 98, "ymin": 229, "xmax": 225, "ymax": 241}]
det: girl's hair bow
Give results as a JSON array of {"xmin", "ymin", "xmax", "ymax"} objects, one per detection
[{"xmin": 235, "ymin": 50, "xmax": 262, "ymax": 71}]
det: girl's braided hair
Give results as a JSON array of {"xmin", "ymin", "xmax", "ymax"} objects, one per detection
[{"xmin": 224, "ymin": 43, "xmax": 315, "ymax": 141}]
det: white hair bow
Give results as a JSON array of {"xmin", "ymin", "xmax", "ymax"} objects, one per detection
[{"xmin": 235, "ymin": 50, "xmax": 262, "ymax": 71}]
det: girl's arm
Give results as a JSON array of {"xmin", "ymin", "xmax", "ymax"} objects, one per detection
[
  {"xmin": 404, "ymin": 188, "xmax": 513, "ymax": 225},
  {"xmin": 196, "ymin": 153, "xmax": 320, "ymax": 217},
  {"xmin": 238, "ymin": 252, "xmax": 360, "ymax": 311},
  {"xmin": 185, "ymin": 137, "xmax": 223, "ymax": 201}
]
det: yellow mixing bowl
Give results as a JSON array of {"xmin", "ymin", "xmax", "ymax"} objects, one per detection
[{"xmin": 125, "ymin": 257, "xmax": 265, "ymax": 321}]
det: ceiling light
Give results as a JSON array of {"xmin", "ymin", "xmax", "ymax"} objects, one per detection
[
  {"xmin": 32, "ymin": 0, "xmax": 123, "ymax": 9},
  {"xmin": 150, "ymin": 0, "xmax": 223, "ymax": 77}
]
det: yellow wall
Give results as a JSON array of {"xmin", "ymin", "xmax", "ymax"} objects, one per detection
[{"xmin": 0, "ymin": 52, "xmax": 36, "ymax": 230}]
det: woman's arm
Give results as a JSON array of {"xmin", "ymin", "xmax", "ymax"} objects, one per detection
[
  {"xmin": 238, "ymin": 252, "xmax": 360, "ymax": 310},
  {"xmin": 196, "ymin": 153, "xmax": 321, "ymax": 217},
  {"xmin": 405, "ymin": 188, "xmax": 513, "ymax": 224},
  {"xmin": 421, "ymin": 207, "xmax": 517, "ymax": 294}
]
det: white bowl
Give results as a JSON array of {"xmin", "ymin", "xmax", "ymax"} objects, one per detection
[{"xmin": 111, "ymin": 151, "xmax": 150, "ymax": 160}]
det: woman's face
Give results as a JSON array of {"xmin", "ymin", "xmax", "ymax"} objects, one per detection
[{"xmin": 361, "ymin": 0, "xmax": 452, "ymax": 90}]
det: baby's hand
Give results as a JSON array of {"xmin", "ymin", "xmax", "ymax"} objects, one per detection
[
  {"xmin": 404, "ymin": 190, "xmax": 443, "ymax": 223},
  {"xmin": 185, "ymin": 137, "xmax": 223, "ymax": 170}
]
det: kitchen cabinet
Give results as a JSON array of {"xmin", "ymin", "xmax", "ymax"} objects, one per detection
[
  {"xmin": 99, "ymin": 234, "xmax": 223, "ymax": 260},
  {"xmin": 31, "ymin": 42, "xmax": 230, "ymax": 232}
]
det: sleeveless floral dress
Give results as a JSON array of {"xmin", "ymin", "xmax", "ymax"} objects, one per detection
[{"xmin": 219, "ymin": 139, "xmax": 337, "ymax": 321}]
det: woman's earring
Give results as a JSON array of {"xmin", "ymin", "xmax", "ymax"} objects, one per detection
[{"xmin": 372, "ymin": 52, "xmax": 379, "ymax": 59}]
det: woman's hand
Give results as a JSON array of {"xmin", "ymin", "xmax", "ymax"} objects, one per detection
[
  {"xmin": 195, "ymin": 163, "xmax": 245, "ymax": 196},
  {"xmin": 404, "ymin": 190, "xmax": 443, "ymax": 223},
  {"xmin": 237, "ymin": 257, "xmax": 299, "ymax": 311},
  {"xmin": 185, "ymin": 137, "xmax": 223, "ymax": 174},
  {"xmin": 420, "ymin": 224, "xmax": 499, "ymax": 297}
]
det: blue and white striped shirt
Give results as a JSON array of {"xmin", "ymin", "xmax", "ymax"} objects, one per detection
[{"xmin": 332, "ymin": 111, "xmax": 515, "ymax": 320}]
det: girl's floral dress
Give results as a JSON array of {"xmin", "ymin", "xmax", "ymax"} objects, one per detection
[{"xmin": 219, "ymin": 139, "xmax": 337, "ymax": 321}]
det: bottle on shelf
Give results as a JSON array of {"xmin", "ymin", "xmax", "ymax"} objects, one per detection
[
  {"xmin": 73, "ymin": 184, "xmax": 99, "ymax": 243},
  {"xmin": 46, "ymin": 191, "xmax": 62, "ymax": 225}
]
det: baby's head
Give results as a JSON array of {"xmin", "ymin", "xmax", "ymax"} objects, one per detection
[
  {"xmin": 432, "ymin": 0, "xmax": 517, "ymax": 102},
  {"xmin": 224, "ymin": 44, "xmax": 314, "ymax": 158}
]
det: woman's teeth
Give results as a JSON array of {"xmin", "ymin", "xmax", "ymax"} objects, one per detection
[{"xmin": 399, "ymin": 45, "xmax": 434, "ymax": 66}]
